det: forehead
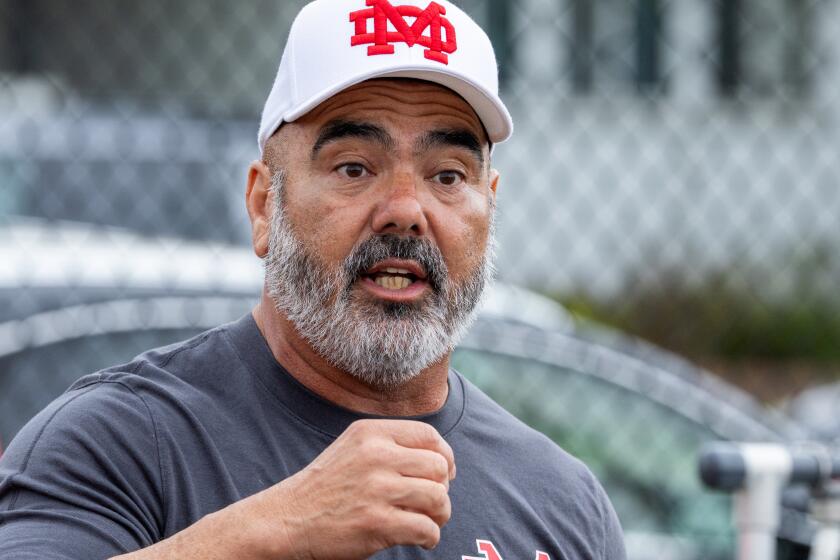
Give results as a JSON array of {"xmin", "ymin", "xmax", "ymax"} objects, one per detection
[{"xmin": 294, "ymin": 78, "xmax": 488, "ymax": 144}]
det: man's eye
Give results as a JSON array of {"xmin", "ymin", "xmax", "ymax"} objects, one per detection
[
  {"xmin": 337, "ymin": 163, "xmax": 370, "ymax": 179},
  {"xmin": 433, "ymin": 170, "xmax": 465, "ymax": 187}
]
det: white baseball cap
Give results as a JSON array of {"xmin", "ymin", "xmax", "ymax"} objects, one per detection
[{"xmin": 258, "ymin": 0, "xmax": 513, "ymax": 154}]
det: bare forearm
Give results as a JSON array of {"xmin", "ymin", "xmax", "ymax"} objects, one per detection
[{"xmin": 110, "ymin": 499, "xmax": 286, "ymax": 560}]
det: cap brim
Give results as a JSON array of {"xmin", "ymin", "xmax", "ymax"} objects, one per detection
[{"xmin": 281, "ymin": 66, "xmax": 513, "ymax": 145}]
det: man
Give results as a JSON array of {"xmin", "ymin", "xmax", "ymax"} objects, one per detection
[{"xmin": 0, "ymin": 1, "xmax": 626, "ymax": 558}]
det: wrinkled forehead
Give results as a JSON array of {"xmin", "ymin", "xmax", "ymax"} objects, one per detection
[
  {"xmin": 263, "ymin": 78, "xmax": 493, "ymax": 172},
  {"xmin": 300, "ymin": 78, "xmax": 490, "ymax": 145}
]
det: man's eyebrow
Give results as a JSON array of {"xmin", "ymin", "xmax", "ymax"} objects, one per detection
[
  {"xmin": 415, "ymin": 129, "xmax": 486, "ymax": 167},
  {"xmin": 311, "ymin": 120, "xmax": 395, "ymax": 158}
]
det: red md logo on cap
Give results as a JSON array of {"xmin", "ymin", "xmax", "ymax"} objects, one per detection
[{"xmin": 350, "ymin": 0, "xmax": 458, "ymax": 65}]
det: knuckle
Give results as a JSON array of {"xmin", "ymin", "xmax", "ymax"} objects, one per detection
[
  {"xmin": 439, "ymin": 493, "xmax": 452, "ymax": 523},
  {"xmin": 419, "ymin": 522, "xmax": 441, "ymax": 549},
  {"xmin": 433, "ymin": 483, "xmax": 449, "ymax": 507},
  {"xmin": 440, "ymin": 505, "xmax": 452, "ymax": 525},
  {"xmin": 401, "ymin": 420, "xmax": 431, "ymax": 443},
  {"xmin": 415, "ymin": 422, "xmax": 439, "ymax": 443},
  {"xmin": 347, "ymin": 419, "xmax": 371, "ymax": 437},
  {"xmin": 374, "ymin": 442, "xmax": 398, "ymax": 464},
  {"xmin": 358, "ymin": 436, "xmax": 381, "ymax": 456},
  {"xmin": 431, "ymin": 484, "xmax": 450, "ymax": 516},
  {"xmin": 432, "ymin": 455, "xmax": 449, "ymax": 480},
  {"xmin": 369, "ymin": 472, "xmax": 396, "ymax": 497},
  {"xmin": 362, "ymin": 461, "xmax": 385, "ymax": 482}
]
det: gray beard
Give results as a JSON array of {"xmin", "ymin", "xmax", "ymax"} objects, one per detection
[{"xmin": 264, "ymin": 171, "xmax": 496, "ymax": 388}]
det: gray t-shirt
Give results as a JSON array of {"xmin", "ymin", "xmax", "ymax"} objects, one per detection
[{"xmin": 0, "ymin": 314, "xmax": 626, "ymax": 559}]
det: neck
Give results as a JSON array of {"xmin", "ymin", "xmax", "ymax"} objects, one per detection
[{"xmin": 252, "ymin": 292, "xmax": 451, "ymax": 417}]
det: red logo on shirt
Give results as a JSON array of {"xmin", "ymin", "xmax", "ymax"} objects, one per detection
[
  {"xmin": 462, "ymin": 539, "xmax": 551, "ymax": 560},
  {"xmin": 349, "ymin": 0, "xmax": 458, "ymax": 65}
]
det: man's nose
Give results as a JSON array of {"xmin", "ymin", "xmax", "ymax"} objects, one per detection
[{"xmin": 370, "ymin": 172, "xmax": 429, "ymax": 236}]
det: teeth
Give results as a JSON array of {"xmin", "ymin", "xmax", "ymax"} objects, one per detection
[
  {"xmin": 384, "ymin": 267, "xmax": 411, "ymax": 274},
  {"xmin": 374, "ymin": 276, "xmax": 413, "ymax": 290}
]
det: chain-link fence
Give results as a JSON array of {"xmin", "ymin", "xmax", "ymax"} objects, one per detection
[{"xmin": 3, "ymin": 0, "xmax": 840, "ymax": 558}]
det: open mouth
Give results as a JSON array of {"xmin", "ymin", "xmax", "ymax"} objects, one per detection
[
  {"xmin": 362, "ymin": 260, "xmax": 429, "ymax": 295},
  {"xmin": 368, "ymin": 267, "xmax": 421, "ymax": 290}
]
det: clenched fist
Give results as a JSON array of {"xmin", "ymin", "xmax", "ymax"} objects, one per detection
[{"xmin": 241, "ymin": 419, "xmax": 456, "ymax": 559}]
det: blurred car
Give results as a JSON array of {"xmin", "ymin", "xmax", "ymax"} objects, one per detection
[
  {"xmin": 1, "ymin": 110, "xmax": 253, "ymax": 244},
  {"xmin": 0, "ymin": 218, "xmax": 812, "ymax": 559},
  {"xmin": 786, "ymin": 381, "xmax": 840, "ymax": 441}
]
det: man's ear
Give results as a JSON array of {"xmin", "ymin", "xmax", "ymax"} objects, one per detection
[
  {"xmin": 490, "ymin": 169, "xmax": 500, "ymax": 196},
  {"xmin": 246, "ymin": 160, "xmax": 272, "ymax": 258}
]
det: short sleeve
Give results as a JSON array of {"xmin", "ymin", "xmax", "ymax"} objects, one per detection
[{"xmin": 0, "ymin": 378, "xmax": 164, "ymax": 559}]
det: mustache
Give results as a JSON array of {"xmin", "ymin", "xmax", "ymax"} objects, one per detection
[{"xmin": 343, "ymin": 235, "xmax": 448, "ymax": 294}]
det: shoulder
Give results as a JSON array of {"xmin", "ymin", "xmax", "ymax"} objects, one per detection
[
  {"xmin": 0, "ymin": 374, "xmax": 166, "ymax": 551},
  {"xmin": 100, "ymin": 322, "xmax": 229, "ymax": 384},
  {"xmin": 2, "ymin": 322, "xmax": 236, "ymax": 477},
  {"xmin": 58, "ymin": 321, "xmax": 239, "ymax": 406},
  {"xmin": 2, "ymin": 376, "xmax": 160, "ymax": 475}
]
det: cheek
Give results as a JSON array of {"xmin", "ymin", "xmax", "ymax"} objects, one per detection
[
  {"xmin": 461, "ymin": 219, "xmax": 492, "ymax": 271},
  {"xmin": 285, "ymin": 193, "xmax": 371, "ymax": 263},
  {"xmin": 436, "ymin": 201, "xmax": 493, "ymax": 279}
]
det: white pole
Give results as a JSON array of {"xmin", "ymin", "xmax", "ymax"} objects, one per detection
[
  {"xmin": 734, "ymin": 445, "xmax": 793, "ymax": 560},
  {"xmin": 809, "ymin": 481, "xmax": 840, "ymax": 560}
]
